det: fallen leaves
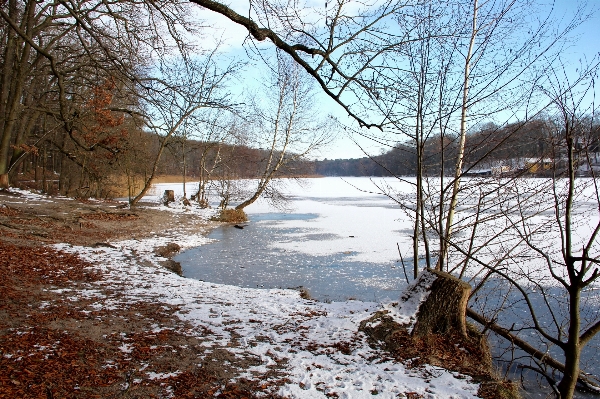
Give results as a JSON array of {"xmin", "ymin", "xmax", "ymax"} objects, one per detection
[
  {"xmin": 0, "ymin": 327, "xmax": 121, "ymax": 398},
  {"xmin": 0, "ymin": 205, "xmax": 20, "ymax": 217},
  {"xmin": 80, "ymin": 212, "xmax": 139, "ymax": 221},
  {"xmin": 0, "ymin": 242, "xmax": 285, "ymax": 398}
]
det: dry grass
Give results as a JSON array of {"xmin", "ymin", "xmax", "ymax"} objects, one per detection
[
  {"xmin": 212, "ymin": 208, "xmax": 248, "ymax": 223},
  {"xmin": 298, "ymin": 287, "xmax": 313, "ymax": 300},
  {"xmin": 151, "ymin": 175, "xmax": 187, "ymax": 184},
  {"xmin": 100, "ymin": 175, "xmax": 184, "ymax": 198}
]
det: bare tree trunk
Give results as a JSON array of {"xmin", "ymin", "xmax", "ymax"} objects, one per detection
[
  {"xmin": 438, "ymin": 0, "xmax": 478, "ymax": 269},
  {"xmin": 236, "ymin": 57, "xmax": 294, "ymax": 211},
  {"xmin": 558, "ymin": 287, "xmax": 582, "ymax": 399},
  {"xmin": 412, "ymin": 207, "xmax": 420, "ymax": 279},
  {"xmin": 0, "ymin": 174, "xmax": 8, "ymax": 189},
  {"xmin": 557, "ymin": 124, "xmax": 584, "ymax": 399},
  {"xmin": 0, "ymin": 0, "xmax": 34, "ymax": 180},
  {"xmin": 129, "ymin": 136, "xmax": 169, "ymax": 206},
  {"xmin": 42, "ymin": 144, "xmax": 46, "ymax": 192},
  {"xmin": 0, "ymin": 0, "xmax": 18, "ymax": 178},
  {"xmin": 413, "ymin": 106, "xmax": 422, "ymax": 278},
  {"xmin": 182, "ymin": 140, "xmax": 187, "ymax": 198},
  {"xmin": 466, "ymin": 308, "xmax": 599, "ymax": 391}
]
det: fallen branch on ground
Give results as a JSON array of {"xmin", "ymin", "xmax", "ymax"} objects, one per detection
[{"xmin": 466, "ymin": 308, "xmax": 600, "ymax": 392}]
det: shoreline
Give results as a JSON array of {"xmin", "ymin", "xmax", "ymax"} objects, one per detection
[{"xmin": 1, "ymin": 188, "xmax": 490, "ymax": 398}]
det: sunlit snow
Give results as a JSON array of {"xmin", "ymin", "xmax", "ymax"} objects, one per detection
[{"xmin": 54, "ymin": 232, "xmax": 480, "ymax": 399}]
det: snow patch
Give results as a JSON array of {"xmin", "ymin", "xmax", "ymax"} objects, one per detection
[
  {"xmin": 52, "ymin": 236, "xmax": 479, "ymax": 399},
  {"xmin": 387, "ymin": 270, "xmax": 438, "ymax": 332},
  {"xmin": 146, "ymin": 371, "xmax": 181, "ymax": 380}
]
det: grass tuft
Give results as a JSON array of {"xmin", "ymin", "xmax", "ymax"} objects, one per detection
[
  {"xmin": 298, "ymin": 287, "xmax": 312, "ymax": 300},
  {"xmin": 212, "ymin": 208, "xmax": 248, "ymax": 223}
]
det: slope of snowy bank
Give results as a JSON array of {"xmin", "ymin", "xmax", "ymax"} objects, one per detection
[{"xmin": 54, "ymin": 232, "xmax": 480, "ymax": 399}]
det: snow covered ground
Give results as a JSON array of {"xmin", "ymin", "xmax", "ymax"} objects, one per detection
[
  {"xmin": 7, "ymin": 177, "xmax": 599, "ymax": 397},
  {"xmin": 54, "ymin": 231, "xmax": 481, "ymax": 398},
  {"xmin": 12, "ymin": 176, "xmax": 599, "ymax": 397},
  {"xmin": 156, "ymin": 176, "xmax": 600, "ymax": 382}
]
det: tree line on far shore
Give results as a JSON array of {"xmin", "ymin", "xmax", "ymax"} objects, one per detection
[
  {"xmin": 11, "ymin": 114, "xmax": 600, "ymax": 202},
  {"xmin": 315, "ymin": 118, "xmax": 600, "ymax": 178}
]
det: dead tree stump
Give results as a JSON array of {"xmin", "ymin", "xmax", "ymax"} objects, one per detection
[
  {"xmin": 163, "ymin": 190, "xmax": 175, "ymax": 205},
  {"xmin": 358, "ymin": 269, "xmax": 507, "ymax": 396},
  {"xmin": 412, "ymin": 269, "xmax": 471, "ymax": 338}
]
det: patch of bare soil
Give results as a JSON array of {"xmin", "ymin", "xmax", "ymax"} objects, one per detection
[
  {"xmin": 0, "ymin": 189, "xmax": 215, "ymax": 247},
  {"xmin": 0, "ymin": 190, "xmax": 284, "ymax": 398}
]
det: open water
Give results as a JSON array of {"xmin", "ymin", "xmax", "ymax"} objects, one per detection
[{"xmin": 176, "ymin": 211, "xmax": 408, "ymax": 302}]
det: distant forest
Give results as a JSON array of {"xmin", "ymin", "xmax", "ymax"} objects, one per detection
[
  {"xmin": 12, "ymin": 117, "xmax": 600, "ymax": 199},
  {"xmin": 12, "ymin": 126, "xmax": 315, "ymax": 200},
  {"xmin": 315, "ymin": 118, "xmax": 600, "ymax": 177}
]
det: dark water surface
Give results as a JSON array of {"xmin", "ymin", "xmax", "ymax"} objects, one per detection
[
  {"xmin": 175, "ymin": 212, "xmax": 406, "ymax": 302},
  {"xmin": 471, "ymin": 278, "xmax": 600, "ymax": 398}
]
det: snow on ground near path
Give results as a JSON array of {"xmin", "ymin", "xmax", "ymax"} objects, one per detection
[
  {"xmin": 7, "ymin": 187, "xmax": 74, "ymax": 202},
  {"xmin": 54, "ymin": 234, "xmax": 480, "ymax": 399}
]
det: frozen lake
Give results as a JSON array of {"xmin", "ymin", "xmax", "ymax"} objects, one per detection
[
  {"xmin": 175, "ymin": 177, "xmax": 414, "ymax": 301},
  {"xmin": 155, "ymin": 176, "xmax": 600, "ymax": 396}
]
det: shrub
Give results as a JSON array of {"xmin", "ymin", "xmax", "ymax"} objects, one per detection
[{"xmin": 212, "ymin": 208, "xmax": 248, "ymax": 223}]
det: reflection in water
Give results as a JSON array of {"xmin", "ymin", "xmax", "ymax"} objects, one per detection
[
  {"xmin": 472, "ymin": 279, "xmax": 600, "ymax": 398},
  {"xmin": 175, "ymin": 212, "xmax": 407, "ymax": 302}
]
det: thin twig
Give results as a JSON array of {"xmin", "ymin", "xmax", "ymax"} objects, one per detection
[{"xmin": 398, "ymin": 242, "xmax": 410, "ymax": 284}]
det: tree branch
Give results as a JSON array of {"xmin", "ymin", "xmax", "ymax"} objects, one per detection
[
  {"xmin": 188, "ymin": 0, "xmax": 382, "ymax": 129},
  {"xmin": 467, "ymin": 308, "xmax": 600, "ymax": 390}
]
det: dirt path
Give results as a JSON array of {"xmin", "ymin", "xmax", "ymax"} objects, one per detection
[{"xmin": 0, "ymin": 189, "xmax": 285, "ymax": 398}]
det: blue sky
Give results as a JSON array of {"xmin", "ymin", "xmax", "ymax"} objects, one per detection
[{"xmin": 190, "ymin": 0, "xmax": 600, "ymax": 160}]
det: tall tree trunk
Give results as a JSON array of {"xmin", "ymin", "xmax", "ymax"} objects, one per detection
[
  {"xmin": 557, "ymin": 119, "xmax": 583, "ymax": 399},
  {"xmin": 557, "ymin": 286, "xmax": 581, "ymax": 399},
  {"xmin": 182, "ymin": 140, "xmax": 187, "ymax": 198},
  {"xmin": 438, "ymin": 0, "xmax": 477, "ymax": 269},
  {"xmin": 0, "ymin": 0, "xmax": 34, "ymax": 182},
  {"xmin": 0, "ymin": 0, "xmax": 18, "ymax": 178},
  {"xmin": 414, "ymin": 131, "xmax": 422, "ymax": 278},
  {"xmin": 0, "ymin": 174, "xmax": 8, "ymax": 189}
]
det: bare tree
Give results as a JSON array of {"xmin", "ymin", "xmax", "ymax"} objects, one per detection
[
  {"xmin": 129, "ymin": 54, "xmax": 237, "ymax": 205},
  {"xmin": 0, "ymin": 0, "xmax": 199, "ymax": 190},
  {"xmin": 404, "ymin": 62, "xmax": 600, "ymax": 397},
  {"xmin": 310, "ymin": 1, "xmax": 599, "ymax": 395},
  {"xmin": 235, "ymin": 52, "xmax": 333, "ymax": 211},
  {"xmin": 188, "ymin": 0, "xmax": 438, "ymax": 129},
  {"xmin": 188, "ymin": 112, "xmax": 239, "ymax": 208},
  {"xmin": 495, "ymin": 65, "xmax": 600, "ymax": 398}
]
